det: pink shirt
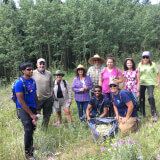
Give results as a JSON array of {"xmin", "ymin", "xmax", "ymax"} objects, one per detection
[
  {"xmin": 123, "ymin": 69, "xmax": 139, "ymax": 93},
  {"xmin": 100, "ymin": 67, "xmax": 122, "ymax": 94}
]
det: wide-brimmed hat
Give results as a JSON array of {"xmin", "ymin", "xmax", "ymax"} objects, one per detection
[
  {"xmin": 88, "ymin": 54, "xmax": 105, "ymax": 65},
  {"xmin": 37, "ymin": 58, "xmax": 46, "ymax": 64},
  {"xmin": 142, "ymin": 51, "xmax": 150, "ymax": 57},
  {"xmin": 74, "ymin": 64, "xmax": 87, "ymax": 72},
  {"xmin": 54, "ymin": 70, "xmax": 65, "ymax": 76}
]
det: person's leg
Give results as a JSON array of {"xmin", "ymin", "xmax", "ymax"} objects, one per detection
[
  {"xmin": 64, "ymin": 108, "xmax": 72, "ymax": 123},
  {"xmin": 83, "ymin": 101, "xmax": 89, "ymax": 113},
  {"xmin": 147, "ymin": 85, "xmax": 157, "ymax": 116},
  {"xmin": 56, "ymin": 111, "xmax": 62, "ymax": 124},
  {"xmin": 76, "ymin": 101, "xmax": 83, "ymax": 120},
  {"xmin": 139, "ymin": 85, "xmax": 146, "ymax": 116},
  {"xmin": 41, "ymin": 97, "xmax": 53, "ymax": 129},
  {"xmin": 19, "ymin": 107, "xmax": 36, "ymax": 158}
]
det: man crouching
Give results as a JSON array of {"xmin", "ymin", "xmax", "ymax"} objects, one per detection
[{"xmin": 86, "ymin": 85, "xmax": 110, "ymax": 120}]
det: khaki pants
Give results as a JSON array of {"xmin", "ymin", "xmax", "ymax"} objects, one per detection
[{"xmin": 118, "ymin": 116, "xmax": 138, "ymax": 136}]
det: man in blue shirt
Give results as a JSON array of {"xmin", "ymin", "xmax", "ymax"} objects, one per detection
[
  {"xmin": 86, "ymin": 85, "xmax": 110, "ymax": 120},
  {"xmin": 15, "ymin": 62, "xmax": 39, "ymax": 159},
  {"xmin": 110, "ymin": 80, "xmax": 138, "ymax": 136}
]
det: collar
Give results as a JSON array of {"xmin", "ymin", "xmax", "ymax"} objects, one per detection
[{"xmin": 37, "ymin": 69, "xmax": 45, "ymax": 74}]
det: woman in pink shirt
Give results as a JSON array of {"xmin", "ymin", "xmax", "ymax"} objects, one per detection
[{"xmin": 99, "ymin": 55, "xmax": 123, "ymax": 116}]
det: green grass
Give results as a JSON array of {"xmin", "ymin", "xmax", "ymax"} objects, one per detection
[{"xmin": 1, "ymin": 72, "xmax": 160, "ymax": 160}]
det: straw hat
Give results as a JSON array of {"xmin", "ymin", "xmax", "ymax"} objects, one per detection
[
  {"xmin": 88, "ymin": 54, "xmax": 105, "ymax": 65},
  {"xmin": 53, "ymin": 70, "xmax": 65, "ymax": 76},
  {"xmin": 74, "ymin": 64, "xmax": 87, "ymax": 72}
]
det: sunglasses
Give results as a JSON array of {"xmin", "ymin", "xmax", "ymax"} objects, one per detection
[
  {"xmin": 25, "ymin": 68, "xmax": 33, "ymax": 71},
  {"xmin": 56, "ymin": 74, "xmax": 63, "ymax": 76},
  {"xmin": 142, "ymin": 56, "xmax": 149, "ymax": 59},
  {"xmin": 78, "ymin": 68, "xmax": 84, "ymax": 71},
  {"xmin": 94, "ymin": 90, "xmax": 101, "ymax": 93},
  {"xmin": 109, "ymin": 84, "xmax": 117, "ymax": 88}
]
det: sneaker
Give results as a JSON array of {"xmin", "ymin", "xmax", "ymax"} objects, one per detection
[{"xmin": 152, "ymin": 115, "xmax": 158, "ymax": 122}]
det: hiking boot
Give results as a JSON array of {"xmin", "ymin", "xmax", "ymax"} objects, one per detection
[{"xmin": 152, "ymin": 115, "xmax": 158, "ymax": 122}]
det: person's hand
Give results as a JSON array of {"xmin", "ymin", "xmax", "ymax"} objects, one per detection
[
  {"xmin": 136, "ymin": 92, "xmax": 140, "ymax": 98},
  {"xmin": 155, "ymin": 83, "xmax": 160, "ymax": 88},
  {"xmin": 122, "ymin": 117, "xmax": 128, "ymax": 124},
  {"xmin": 114, "ymin": 116, "xmax": 119, "ymax": 120},
  {"xmin": 87, "ymin": 116, "xmax": 91, "ymax": 121},
  {"xmin": 68, "ymin": 102, "xmax": 72, "ymax": 106},
  {"xmin": 80, "ymin": 88, "xmax": 85, "ymax": 92},
  {"xmin": 30, "ymin": 114, "xmax": 38, "ymax": 121},
  {"xmin": 84, "ymin": 86, "xmax": 88, "ymax": 90},
  {"xmin": 37, "ymin": 110, "xmax": 41, "ymax": 115}
]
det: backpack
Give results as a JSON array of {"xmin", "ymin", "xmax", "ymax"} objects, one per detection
[
  {"xmin": 111, "ymin": 90, "xmax": 140, "ymax": 111},
  {"xmin": 11, "ymin": 77, "xmax": 35, "ymax": 118}
]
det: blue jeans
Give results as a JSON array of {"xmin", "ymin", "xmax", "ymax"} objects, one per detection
[
  {"xmin": 19, "ymin": 107, "xmax": 37, "ymax": 157},
  {"xmin": 140, "ymin": 85, "xmax": 156, "ymax": 116},
  {"xmin": 76, "ymin": 101, "xmax": 89, "ymax": 120}
]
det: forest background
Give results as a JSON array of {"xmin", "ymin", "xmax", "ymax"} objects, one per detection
[{"xmin": 0, "ymin": 0, "xmax": 160, "ymax": 82}]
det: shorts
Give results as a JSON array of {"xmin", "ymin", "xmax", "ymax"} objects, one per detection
[{"xmin": 54, "ymin": 98, "xmax": 70, "ymax": 112}]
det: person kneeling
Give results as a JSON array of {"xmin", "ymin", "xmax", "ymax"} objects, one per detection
[
  {"xmin": 110, "ymin": 80, "xmax": 138, "ymax": 136},
  {"xmin": 86, "ymin": 85, "xmax": 110, "ymax": 120}
]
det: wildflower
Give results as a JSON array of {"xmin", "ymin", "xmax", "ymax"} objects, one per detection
[
  {"xmin": 138, "ymin": 146, "xmax": 142, "ymax": 149},
  {"xmin": 108, "ymin": 148, "xmax": 111, "ymax": 152},
  {"xmin": 111, "ymin": 143, "xmax": 117, "ymax": 147},
  {"xmin": 14, "ymin": 128, "xmax": 16, "ymax": 130},
  {"xmin": 118, "ymin": 140, "xmax": 124, "ymax": 145},
  {"xmin": 127, "ymin": 139, "xmax": 132, "ymax": 144},
  {"xmin": 101, "ymin": 147, "xmax": 106, "ymax": 151},
  {"xmin": 134, "ymin": 140, "xmax": 138, "ymax": 144},
  {"xmin": 48, "ymin": 157, "xmax": 53, "ymax": 160}
]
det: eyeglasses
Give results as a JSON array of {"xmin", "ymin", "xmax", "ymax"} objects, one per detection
[
  {"xmin": 25, "ymin": 68, "xmax": 33, "ymax": 71},
  {"xmin": 94, "ymin": 59, "xmax": 100, "ymax": 62},
  {"xmin": 142, "ymin": 56, "xmax": 149, "ymax": 59},
  {"xmin": 109, "ymin": 84, "xmax": 117, "ymax": 88},
  {"xmin": 94, "ymin": 90, "xmax": 101, "ymax": 93}
]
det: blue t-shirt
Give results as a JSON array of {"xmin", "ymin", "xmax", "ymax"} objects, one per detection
[
  {"xmin": 15, "ymin": 77, "xmax": 37, "ymax": 108},
  {"xmin": 111, "ymin": 90, "xmax": 137, "ymax": 117},
  {"xmin": 89, "ymin": 95, "xmax": 110, "ymax": 115}
]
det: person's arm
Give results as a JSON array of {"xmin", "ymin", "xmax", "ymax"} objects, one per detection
[
  {"xmin": 99, "ymin": 76, "xmax": 103, "ymax": 86},
  {"xmin": 99, "ymin": 107, "xmax": 108, "ymax": 118},
  {"xmin": 136, "ymin": 71, "xmax": 140, "ymax": 97},
  {"xmin": 122, "ymin": 77, "xmax": 126, "ymax": 90},
  {"xmin": 113, "ymin": 102, "xmax": 119, "ymax": 119},
  {"xmin": 16, "ymin": 92, "xmax": 38, "ymax": 120},
  {"xmin": 66, "ymin": 81, "xmax": 72, "ymax": 105},
  {"xmin": 35, "ymin": 91, "xmax": 41, "ymax": 114},
  {"xmin": 122, "ymin": 101, "xmax": 134, "ymax": 124},
  {"xmin": 155, "ymin": 72, "xmax": 160, "ymax": 88},
  {"xmin": 117, "ymin": 75, "xmax": 123, "ymax": 83},
  {"xmin": 86, "ymin": 104, "xmax": 92, "ymax": 120},
  {"xmin": 50, "ymin": 73, "xmax": 53, "ymax": 96}
]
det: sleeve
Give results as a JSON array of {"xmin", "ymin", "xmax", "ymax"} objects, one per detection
[
  {"xmin": 72, "ymin": 78, "xmax": 81, "ymax": 93},
  {"xmin": 15, "ymin": 80, "xmax": 23, "ymax": 93},
  {"xmin": 120, "ymin": 91, "xmax": 132, "ymax": 104},
  {"xmin": 88, "ymin": 97, "xmax": 94, "ymax": 105},
  {"xmin": 86, "ymin": 76, "xmax": 93, "ymax": 90},
  {"xmin": 49, "ymin": 72, "xmax": 54, "ymax": 91},
  {"xmin": 103, "ymin": 98, "xmax": 110, "ymax": 108},
  {"xmin": 66, "ymin": 81, "xmax": 72, "ymax": 102}
]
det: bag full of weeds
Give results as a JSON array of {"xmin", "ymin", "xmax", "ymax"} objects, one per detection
[{"xmin": 87, "ymin": 117, "xmax": 118, "ymax": 141}]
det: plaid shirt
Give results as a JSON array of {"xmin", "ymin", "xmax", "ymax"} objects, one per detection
[{"xmin": 87, "ymin": 65, "xmax": 104, "ymax": 91}]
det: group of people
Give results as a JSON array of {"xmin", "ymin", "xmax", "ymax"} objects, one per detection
[{"xmin": 14, "ymin": 51, "xmax": 160, "ymax": 159}]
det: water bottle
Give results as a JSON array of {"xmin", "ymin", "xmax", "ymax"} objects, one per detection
[{"xmin": 32, "ymin": 114, "xmax": 41, "ymax": 126}]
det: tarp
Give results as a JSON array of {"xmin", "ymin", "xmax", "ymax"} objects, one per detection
[{"xmin": 87, "ymin": 117, "xmax": 118, "ymax": 141}]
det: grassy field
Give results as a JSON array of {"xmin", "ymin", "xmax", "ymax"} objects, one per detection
[{"xmin": 0, "ymin": 72, "xmax": 160, "ymax": 160}]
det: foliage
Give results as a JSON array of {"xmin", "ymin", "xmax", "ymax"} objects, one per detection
[{"xmin": 0, "ymin": 0, "xmax": 160, "ymax": 79}]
